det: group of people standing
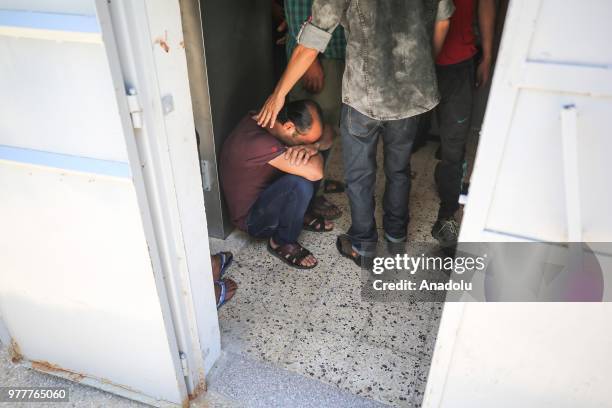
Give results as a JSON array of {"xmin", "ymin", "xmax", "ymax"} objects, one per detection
[{"xmin": 220, "ymin": 0, "xmax": 496, "ymax": 271}]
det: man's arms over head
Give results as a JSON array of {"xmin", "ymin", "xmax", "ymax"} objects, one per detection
[
  {"xmin": 268, "ymin": 147, "xmax": 324, "ymax": 181},
  {"xmin": 267, "ymin": 122, "xmax": 334, "ymax": 181}
]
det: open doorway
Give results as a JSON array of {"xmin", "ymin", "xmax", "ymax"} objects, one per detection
[{"xmin": 181, "ymin": 0, "xmax": 510, "ymax": 405}]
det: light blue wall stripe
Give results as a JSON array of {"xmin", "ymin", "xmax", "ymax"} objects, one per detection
[
  {"xmin": 0, "ymin": 145, "xmax": 131, "ymax": 179},
  {"xmin": 0, "ymin": 9, "xmax": 100, "ymax": 33}
]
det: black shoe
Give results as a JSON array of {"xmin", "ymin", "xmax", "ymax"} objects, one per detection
[
  {"xmin": 384, "ymin": 235, "xmax": 407, "ymax": 256},
  {"xmin": 431, "ymin": 218, "xmax": 459, "ymax": 247}
]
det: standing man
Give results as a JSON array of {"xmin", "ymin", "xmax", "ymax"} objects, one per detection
[
  {"xmin": 431, "ymin": 0, "xmax": 496, "ymax": 247},
  {"xmin": 257, "ymin": 0, "xmax": 455, "ymax": 265}
]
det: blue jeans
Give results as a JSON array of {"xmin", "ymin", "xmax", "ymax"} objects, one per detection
[
  {"xmin": 246, "ymin": 174, "xmax": 315, "ymax": 245},
  {"xmin": 341, "ymin": 104, "xmax": 418, "ymax": 256}
]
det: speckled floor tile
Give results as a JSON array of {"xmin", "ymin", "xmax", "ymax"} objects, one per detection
[
  {"xmin": 299, "ymin": 229, "xmax": 348, "ymax": 267},
  {"xmin": 420, "ymin": 302, "xmax": 444, "ymax": 359},
  {"xmin": 410, "ymin": 355, "xmax": 436, "ymax": 407},
  {"xmin": 305, "ymin": 283, "xmax": 372, "ymax": 338},
  {"xmin": 407, "ymin": 217, "xmax": 438, "ymax": 243},
  {"xmin": 280, "ymin": 328, "xmax": 358, "ymax": 389},
  {"xmin": 218, "ymin": 302, "xmax": 301, "ymax": 364},
  {"xmin": 363, "ymin": 302, "xmax": 436, "ymax": 357},
  {"xmin": 322, "ymin": 261, "xmax": 367, "ymax": 304},
  {"xmin": 343, "ymin": 341, "xmax": 424, "ymax": 407},
  {"xmin": 409, "ymin": 192, "xmax": 441, "ymax": 225},
  {"xmin": 224, "ymin": 245, "xmax": 327, "ymax": 319}
]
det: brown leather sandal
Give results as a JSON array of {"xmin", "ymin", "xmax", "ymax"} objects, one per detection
[
  {"xmin": 310, "ymin": 196, "xmax": 342, "ymax": 220},
  {"xmin": 267, "ymin": 240, "xmax": 318, "ymax": 270},
  {"xmin": 303, "ymin": 213, "xmax": 333, "ymax": 232}
]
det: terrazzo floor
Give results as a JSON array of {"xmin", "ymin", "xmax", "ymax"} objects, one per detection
[
  {"xmin": 0, "ymin": 131, "xmax": 479, "ymax": 408},
  {"xmin": 210, "ymin": 128, "xmax": 480, "ymax": 407}
]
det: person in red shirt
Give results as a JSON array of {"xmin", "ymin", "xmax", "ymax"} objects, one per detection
[{"xmin": 431, "ymin": 0, "xmax": 496, "ymax": 247}]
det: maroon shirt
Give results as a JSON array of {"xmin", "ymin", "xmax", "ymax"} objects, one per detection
[{"xmin": 220, "ymin": 115, "xmax": 285, "ymax": 231}]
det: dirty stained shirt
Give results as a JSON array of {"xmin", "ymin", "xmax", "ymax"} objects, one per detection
[{"xmin": 297, "ymin": 0, "xmax": 455, "ymax": 120}]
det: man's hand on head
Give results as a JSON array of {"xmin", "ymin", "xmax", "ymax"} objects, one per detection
[
  {"xmin": 284, "ymin": 144, "xmax": 319, "ymax": 166},
  {"xmin": 256, "ymin": 44, "xmax": 320, "ymax": 128},
  {"xmin": 256, "ymin": 92, "xmax": 285, "ymax": 128}
]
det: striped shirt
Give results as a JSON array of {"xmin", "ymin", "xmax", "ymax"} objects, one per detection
[{"xmin": 284, "ymin": 0, "xmax": 346, "ymax": 60}]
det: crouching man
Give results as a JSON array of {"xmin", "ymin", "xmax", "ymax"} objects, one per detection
[{"xmin": 220, "ymin": 99, "xmax": 334, "ymax": 269}]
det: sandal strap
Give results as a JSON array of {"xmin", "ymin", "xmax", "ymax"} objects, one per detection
[
  {"xmin": 310, "ymin": 197, "xmax": 341, "ymax": 219},
  {"xmin": 277, "ymin": 243, "xmax": 313, "ymax": 266},
  {"xmin": 218, "ymin": 251, "xmax": 233, "ymax": 277},
  {"xmin": 312, "ymin": 196, "xmax": 334, "ymax": 210},
  {"xmin": 324, "ymin": 179, "xmax": 345, "ymax": 192},
  {"xmin": 306, "ymin": 215, "xmax": 326, "ymax": 231},
  {"xmin": 215, "ymin": 280, "xmax": 226, "ymax": 309}
]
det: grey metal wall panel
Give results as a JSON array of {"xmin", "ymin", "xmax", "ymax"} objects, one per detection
[{"xmin": 180, "ymin": 0, "xmax": 274, "ymax": 238}]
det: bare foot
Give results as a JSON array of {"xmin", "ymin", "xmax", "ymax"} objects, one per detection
[{"xmin": 212, "ymin": 254, "xmax": 222, "ymax": 281}]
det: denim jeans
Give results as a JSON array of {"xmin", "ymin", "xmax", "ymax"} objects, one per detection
[
  {"xmin": 246, "ymin": 174, "xmax": 315, "ymax": 246},
  {"xmin": 340, "ymin": 104, "xmax": 418, "ymax": 256},
  {"xmin": 434, "ymin": 58, "xmax": 474, "ymax": 219}
]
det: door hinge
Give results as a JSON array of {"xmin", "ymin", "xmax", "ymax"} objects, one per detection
[
  {"xmin": 126, "ymin": 88, "xmax": 143, "ymax": 129},
  {"xmin": 200, "ymin": 160, "xmax": 211, "ymax": 191},
  {"xmin": 179, "ymin": 351, "xmax": 189, "ymax": 377}
]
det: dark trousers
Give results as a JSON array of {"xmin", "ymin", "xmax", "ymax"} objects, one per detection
[
  {"xmin": 245, "ymin": 148, "xmax": 330, "ymax": 245},
  {"xmin": 341, "ymin": 104, "xmax": 418, "ymax": 256},
  {"xmin": 246, "ymin": 174, "xmax": 316, "ymax": 245},
  {"xmin": 434, "ymin": 58, "xmax": 474, "ymax": 219}
]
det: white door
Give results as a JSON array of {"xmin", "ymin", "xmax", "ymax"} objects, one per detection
[
  {"xmin": 424, "ymin": 1, "xmax": 612, "ymax": 407},
  {"xmin": 459, "ymin": 0, "xmax": 612, "ymax": 244},
  {"xmin": 0, "ymin": 1, "xmax": 196, "ymax": 405}
]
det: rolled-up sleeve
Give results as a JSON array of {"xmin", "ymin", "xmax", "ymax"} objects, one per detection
[
  {"xmin": 297, "ymin": 0, "xmax": 347, "ymax": 53},
  {"xmin": 436, "ymin": 0, "xmax": 455, "ymax": 21}
]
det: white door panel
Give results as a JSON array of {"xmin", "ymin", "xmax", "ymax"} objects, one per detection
[
  {"xmin": 0, "ymin": 164, "xmax": 181, "ymax": 402},
  {"xmin": 426, "ymin": 1, "xmax": 612, "ymax": 407},
  {"xmin": 0, "ymin": 2, "xmax": 188, "ymax": 406},
  {"xmin": 0, "ymin": 10, "xmax": 128, "ymax": 162},
  {"xmin": 460, "ymin": 0, "xmax": 612, "ymax": 244},
  {"xmin": 529, "ymin": 0, "xmax": 612, "ymax": 66}
]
